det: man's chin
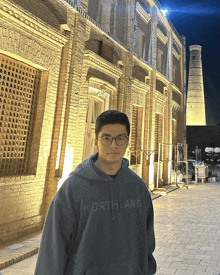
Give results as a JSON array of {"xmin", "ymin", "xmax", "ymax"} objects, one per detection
[
  {"xmin": 107, "ymin": 155, "xmax": 122, "ymax": 163},
  {"xmin": 99, "ymin": 153, "xmax": 123, "ymax": 164}
]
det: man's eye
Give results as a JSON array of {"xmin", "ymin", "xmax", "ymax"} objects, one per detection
[
  {"xmin": 117, "ymin": 136, "xmax": 126, "ymax": 141},
  {"xmin": 102, "ymin": 136, "xmax": 111, "ymax": 141}
]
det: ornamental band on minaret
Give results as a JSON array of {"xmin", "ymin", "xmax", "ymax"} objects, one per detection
[{"xmin": 186, "ymin": 45, "xmax": 206, "ymax": 125}]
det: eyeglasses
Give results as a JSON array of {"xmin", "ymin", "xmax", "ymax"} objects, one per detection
[{"xmin": 99, "ymin": 135, "xmax": 129, "ymax": 146}]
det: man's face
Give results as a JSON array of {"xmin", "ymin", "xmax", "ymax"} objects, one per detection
[{"xmin": 96, "ymin": 124, "xmax": 129, "ymax": 165}]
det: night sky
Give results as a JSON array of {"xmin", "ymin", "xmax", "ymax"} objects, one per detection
[{"xmin": 158, "ymin": 0, "xmax": 220, "ymax": 125}]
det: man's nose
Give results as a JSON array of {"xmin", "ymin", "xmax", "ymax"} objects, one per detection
[{"xmin": 110, "ymin": 138, "xmax": 117, "ymax": 147}]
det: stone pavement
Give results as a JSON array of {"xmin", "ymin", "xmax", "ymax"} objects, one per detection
[
  {"xmin": 0, "ymin": 181, "xmax": 220, "ymax": 274},
  {"xmin": 154, "ymin": 181, "xmax": 220, "ymax": 275},
  {"xmin": 0, "ymin": 232, "xmax": 41, "ymax": 272},
  {"xmin": 0, "ymin": 254, "xmax": 38, "ymax": 275}
]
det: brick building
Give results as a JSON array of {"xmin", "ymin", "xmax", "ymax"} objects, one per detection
[{"xmin": 0, "ymin": 0, "xmax": 186, "ymax": 243}]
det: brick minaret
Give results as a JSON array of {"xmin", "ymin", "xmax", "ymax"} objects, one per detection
[{"xmin": 186, "ymin": 45, "xmax": 206, "ymax": 125}]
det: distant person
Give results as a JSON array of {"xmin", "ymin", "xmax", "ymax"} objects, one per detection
[{"xmin": 34, "ymin": 110, "xmax": 156, "ymax": 275}]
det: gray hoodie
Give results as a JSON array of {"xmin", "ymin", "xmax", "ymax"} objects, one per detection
[{"xmin": 35, "ymin": 152, "xmax": 156, "ymax": 274}]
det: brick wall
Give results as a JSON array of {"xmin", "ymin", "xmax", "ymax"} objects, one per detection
[
  {"xmin": 0, "ymin": 0, "xmax": 67, "ymax": 243},
  {"xmin": 0, "ymin": 176, "xmax": 43, "ymax": 242}
]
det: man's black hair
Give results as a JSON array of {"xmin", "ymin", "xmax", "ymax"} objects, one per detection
[{"xmin": 95, "ymin": 110, "xmax": 130, "ymax": 138}]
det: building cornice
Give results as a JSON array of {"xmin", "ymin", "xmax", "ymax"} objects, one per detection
[
  {"xmin": 171, "ymin": 82, "xmax": 182, "ymax": 94},
  {"xmin": 88, "ymin": 77, "xmax": 117, "ymax": 92},
  {"xmin": 131, "ymin": 78, "xmax": 149, "ymax": 92},
  {"xmin": 157, "ymin": 12, "xmax": 170, "ymax": 32},
  {"xmin": 155, "ymin": 90, "xmax": 167, "ymax": 103},
  {"xmin": 136, "ymin": 2, "xmax": 151, "ymax": 24},
  {"xmin": 156, "ymin": 71, "xmax": 169, "ymax": 85},
  {"xmin": 0, "ymin": 0, "xmax": 67, "ymax": 47},
  {"xmin": 172, "ymin": 85, "xmax": 182, "ymax": 94},
  {"xmin": 157, "ymin": 28, "xmax": 168, "ymax": 44},
  {"xmin": 172, "ymin": 48, "xmax": 181, "ymax": 60},
  {"xmin": 172, "ymin": 33, "xmax": 183, "ymax": 49},
  {"xmin": 84, "ymin": 50, "xmax": 123, "ymax": 79},
  {"xmin": 133, "ymin": 55, "xmax": 153, "ymax": 73}
]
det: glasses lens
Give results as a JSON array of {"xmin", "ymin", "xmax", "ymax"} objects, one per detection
[
  {"xmin": 100, "ymin": 135, "xmax": 128, "ymax": 146},
  {"xmin": 116, "ymin": 136, "xmax": 127, "ymax": 145},
  {"xmin": 101, "ymin": 136, "xmax": 112, "ymax": 145}
]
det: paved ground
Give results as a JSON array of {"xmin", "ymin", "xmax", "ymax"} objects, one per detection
[
  {"xmin": 154, "ymin": 182, "xmax": 220, "ymax": 275},
  {"xmin": 0, "ymin": 254, "xmax": 38, "ymax": 275},
  {"xmin": 1, "ymin": 181, "xmax": 220, "ymax": 274}
]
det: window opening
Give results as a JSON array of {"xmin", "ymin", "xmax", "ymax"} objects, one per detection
[{"xmin": 0, "ymin": 54, "xmax": 41, "ymax": 176}]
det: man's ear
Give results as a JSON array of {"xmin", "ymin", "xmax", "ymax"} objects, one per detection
[
  {"xmin": 126, "ymin": 137, "xmax": 129, "ymax": 147},
  {"xmin": 95, "ymin": 139, "xmax": 99, "ymax": 152}
]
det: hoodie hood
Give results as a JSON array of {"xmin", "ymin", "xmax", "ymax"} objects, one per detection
[{"xmin": 70, "ymin": 152, "xmax": 129, "ymax": 181}]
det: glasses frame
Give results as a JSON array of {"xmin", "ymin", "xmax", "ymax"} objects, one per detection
[{"xmin": 98, "ymin": 135, "xmax": 129, "ymax": 146}]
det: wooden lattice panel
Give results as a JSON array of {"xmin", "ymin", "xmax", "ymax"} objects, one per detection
[{"xmin": 0, "ymin": 54, "xmax": 41, "ymax": 175}]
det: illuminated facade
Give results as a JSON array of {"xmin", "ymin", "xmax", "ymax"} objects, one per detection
[
  {"xmin": 186, "ymin": 45, "xmax": 206, "ymax": 125},
  {"xmin": 0, "ymin": 0, "xmax": 186, "ymax": 243}
]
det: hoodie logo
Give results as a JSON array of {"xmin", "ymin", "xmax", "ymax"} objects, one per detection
[{"xmin": 81, "ymin": 199, "xmax": 142, "ymax": 213}]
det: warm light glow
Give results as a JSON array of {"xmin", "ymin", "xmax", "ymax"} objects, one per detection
[
  {"xmin": 149, "ymin": 164, "xmax": 154, "ymax": 186},
  {"xmin": 57, "ymin": 148, "xmax": 74, "ymax": 190},
  {"xmin": 55, "ymin": 139, "xmax": 62, "ymax": 170}
]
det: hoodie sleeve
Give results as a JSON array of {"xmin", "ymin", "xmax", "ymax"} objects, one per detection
[
  {"xmin": 146, "ymin": 195, "xmax": 157, "ymax": 274},
  {"xmin": 34, "ymin": 195, "xmax": 76, "ymax": 275}
]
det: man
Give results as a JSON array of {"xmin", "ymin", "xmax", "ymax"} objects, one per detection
[{"xmin": 35, "ymin": 110, "xmax": 156, "ymax": 275}]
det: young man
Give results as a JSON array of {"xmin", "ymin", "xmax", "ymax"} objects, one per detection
[{"xmin": 35, "ymin": 110, "xmax": 156, "ymax": 275}]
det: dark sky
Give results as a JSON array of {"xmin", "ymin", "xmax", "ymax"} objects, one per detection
[{"xmin": 158, "ymin": 0, "xmax": 220, "ymax": 125}]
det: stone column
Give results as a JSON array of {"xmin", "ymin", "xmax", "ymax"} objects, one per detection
[{"xmin": 142, "ymin": 8, "xmax": 158, "ymax": 190}]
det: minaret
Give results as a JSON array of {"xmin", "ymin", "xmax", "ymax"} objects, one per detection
[{"xmin": 186, "ymin": 45, "xmax": 206, "ymax": 125}]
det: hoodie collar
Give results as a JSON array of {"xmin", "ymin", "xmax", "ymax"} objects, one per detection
[{"xmin": 71, "ymin": 152, "xmax": 129, "ymax": 181}]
